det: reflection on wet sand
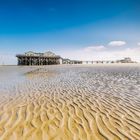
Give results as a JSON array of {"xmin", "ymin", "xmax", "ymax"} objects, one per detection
[{"xmin": 0, "ymin": 65, "xmax": 140, "ymax": 140}]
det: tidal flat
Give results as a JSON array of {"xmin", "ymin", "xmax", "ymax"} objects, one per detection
[{"xmin": 0, "ymin": 64, "xmax": 140, "ymax": 140}]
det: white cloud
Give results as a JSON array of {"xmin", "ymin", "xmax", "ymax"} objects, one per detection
[
  {"xmin": 58, "ymin": 46, "xmax": 140, "ymax": 62},
  {"xmin": 108, "ymin": 41, "xmax": 126, "ymax": 47},
  {"xmin": 84, "ymin": 45, "xmax": 105, "ymax": 52},
  {"xmin": 138, "ymin": 42, "xmax": 140, "ymax": 46},
  {"xmin": 0, "ymin": 54, "xmax": 17, "ymax": 65}
]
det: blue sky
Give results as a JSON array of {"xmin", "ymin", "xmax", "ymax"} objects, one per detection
[{"xmin": 0, "ymin": 0, "xmax": 140, "ymax": 64}]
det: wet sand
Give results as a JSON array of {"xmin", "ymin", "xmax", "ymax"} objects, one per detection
[{"xmin": 0, "ymin": 64, "xmax": 140, "ymax": 140}]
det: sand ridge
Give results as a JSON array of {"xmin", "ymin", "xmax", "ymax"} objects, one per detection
[{"xmin": 0, "ymin": 65, "xmax": 140, "ymax": 140}]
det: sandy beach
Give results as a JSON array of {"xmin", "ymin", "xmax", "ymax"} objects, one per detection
[{"xmin": 0, "ymin": 64, "xmax": 140, "ymax": 140}]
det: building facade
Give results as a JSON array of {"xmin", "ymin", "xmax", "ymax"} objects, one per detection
[
  {"xmin": 62, "ymin": 59, "xmax": 82, "ymax": 64},
  {"xmin": 16, "ymin": 51, "xmax": 62, "ymax": 65},
  {"xmin": 116, "ymin": 57, "xmax": 135, "ymax": 63}
]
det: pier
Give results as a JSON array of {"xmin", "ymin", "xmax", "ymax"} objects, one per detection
[{"xmin": 16, "ymin": 51, "xmax": 62, "ymax": 65}]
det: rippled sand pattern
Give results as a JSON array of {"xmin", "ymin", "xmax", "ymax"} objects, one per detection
[{"xmin": 0, "ymin": 65, "xmax": 140, "ymax": 140}]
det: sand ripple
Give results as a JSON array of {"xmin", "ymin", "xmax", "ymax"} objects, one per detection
[{"xmin": 0, "ymin": 65, "xmax": 140, "ymax": 140}]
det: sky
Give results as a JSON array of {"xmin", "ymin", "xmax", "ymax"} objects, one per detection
[{"xmin": 0, "ymin": 0, "xmax": 140, "ymax": 64}]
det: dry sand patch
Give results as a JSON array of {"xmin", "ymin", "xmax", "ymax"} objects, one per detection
[{"xmin": 0, "ymin": 65, "xmax": 140, "ymax": 140}]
